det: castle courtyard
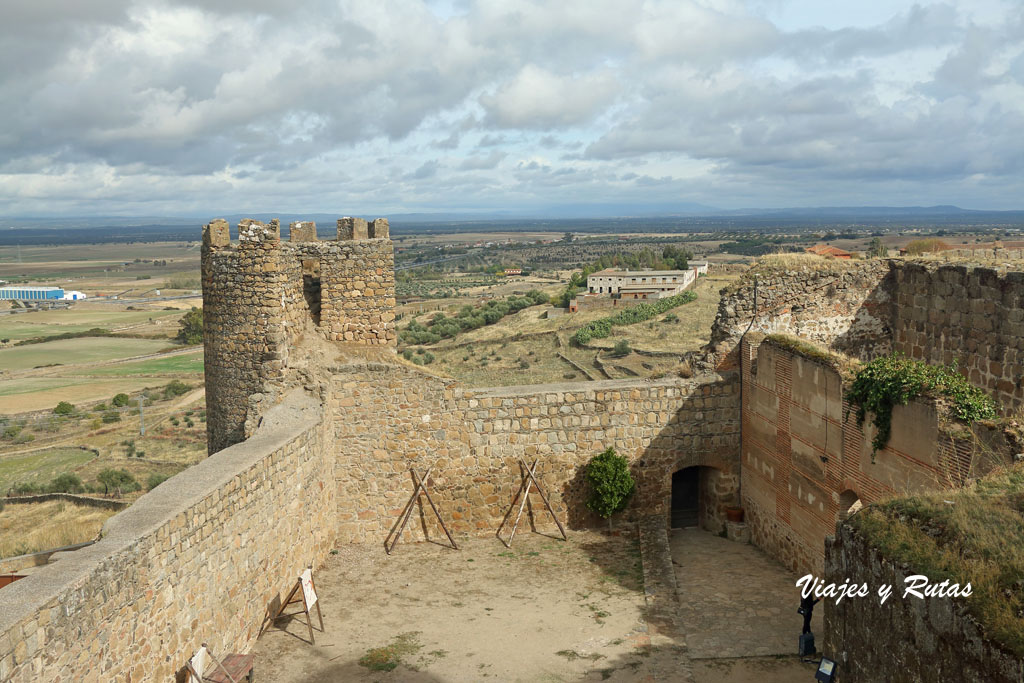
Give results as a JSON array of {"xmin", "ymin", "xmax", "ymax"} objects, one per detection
[{"xmin": 252, "ymin": 529, "xmax": 819, "ymax": 682}]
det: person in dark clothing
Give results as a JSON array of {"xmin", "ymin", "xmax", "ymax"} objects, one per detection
[{"xmin": 800, "ymin": 594, "xmax": 821, "ymax": 634}]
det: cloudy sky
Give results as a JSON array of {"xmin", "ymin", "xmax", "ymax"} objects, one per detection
[{"xmin": 1, "ymin": 0, "xmax": 1022, "ymax": 217}]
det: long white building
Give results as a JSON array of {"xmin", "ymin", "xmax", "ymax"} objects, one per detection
[{"xmin": 587, "ymin": 265, "xmax": 706, "ymax": 298}]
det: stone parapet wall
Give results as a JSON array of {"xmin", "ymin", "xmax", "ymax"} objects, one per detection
[
  {"xmin": 0, "ymin": 392, "xmax": 335, "ymax": 683},
  {"xmin": 740, "ymin": 335, "xmax": 1012, "ymax": 575},
  {"xmin": 331, "ymin": 365, "xmax": 742, "ymax": 544},
  {"xmin": 823, "ymin": 523, "xmax": 1023, "ymax": 682},
  {"xmin": 892, "ymin": 262, "xmax": 1024, "ymax": 411},
  {"xmin": 708, "ymin": 260, "xmax": 893, "ymax": 370}
]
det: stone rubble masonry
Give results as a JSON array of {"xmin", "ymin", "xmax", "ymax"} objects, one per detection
[
  {"xmin": 824, "ymin": 523, "xmax": 1024, "ymax": 682},
  {"xmin": 202, "ymin": 217, "xmax": 395, "ymax": 454},
  {"xmin": 0, "ymin": 391, "xmax": 334, "ymax": 683},
  {"xmin": 892, "ymin": 262, "xmax": 1024, "ymax": 412},
  {"xmin": 711, "ymin": 259, "xmax": 1024, "ymax": 413},
  {"xmin": 330, "ymin": 364, "xmax": 742, "ymax": 544},
  {"xmin": 740, "ymin": 334, "xmax": 1015, "ymax": 575},
  {"xmin": 289, "ymin": 220, "xmax": 318, "ymax": 242},
  {"xmin": 708, "ymin": 259, "xmax": 893, "ymax": 371}
]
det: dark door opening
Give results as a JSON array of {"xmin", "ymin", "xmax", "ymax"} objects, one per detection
[
  {"xmin": 303, "ymin": 274, "xmax": 322, "ymax": 325},
  {"xmin": 671, "ymin": 467, "xmax": 700, "ymax": 529}
]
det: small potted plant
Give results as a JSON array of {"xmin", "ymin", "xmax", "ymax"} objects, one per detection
[{"xmin": 725, "ymin": 505, "xmax": 745, "ymax": 523}]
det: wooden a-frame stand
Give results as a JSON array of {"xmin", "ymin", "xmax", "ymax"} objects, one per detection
[
  {"xmin": 385, "ymin": 465, "xmax": 459, "ymax": 554},
  {"xmin": 496, "ymin": 457, "xmax": 568, "ymax": 548},
  {"xmin": 271, "ymin": 568, "xmax": 324, "ymax": 644}
]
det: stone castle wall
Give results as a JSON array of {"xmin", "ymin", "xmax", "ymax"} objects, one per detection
[
  {"xmin": 0, "ymin": 392, "xmax": 335, "ymax": 683},
  {"xmin": 330, "ymin": 363, "xmax": 741, "ymax": 544},
  {"xmin": 707, "ymin": 259, "xmax": 893, "ymax": 370},
  {"xmin": 823, "ymin": 523, "xmax": 1023, "ymax": 682},
  {"xmin": 740, "ymin": 335, "xmax": 1013, "ymax": 575},
  {"xmin": 202, "ymin": 217, "xmax": 394, "ymax": 453},
  {"xmin": 892, "ymin": 262, "xmax": 1024, "ymax": 412},
  {"xmin": 10, "ymin": 224, "xmax": 1024, "ymax": 682}
]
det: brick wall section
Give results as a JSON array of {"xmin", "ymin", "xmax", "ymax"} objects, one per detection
[
  {"xmin": 740, "ymin": 335, "xmax": 1013, "ymax": 575},
  {"xmin": 823, "ymin": 524, "xmax": 1024, "ymax": 682},
  {"xmin": 330, "ymin": 364, "xmax": 742, "ymax": 544},
  {"xmin": 202, "ymin": 217, "xmax": 394, "ymax": 453},
  {"xmin": 708, "ymin": 260, "xmax": 893, "ymax": 370},
  {"xmin": 892, "ymin": 262, "xmax": 1024, "ymax": 412},
  {"xmin": 0, "ymin": 392, "xmax": 335, "ymax": 683}
]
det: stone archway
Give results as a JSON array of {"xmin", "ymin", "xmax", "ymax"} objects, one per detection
[
  {"xmin": 838, "ymin": 489, "xmax": 863, "ymax": 522},
  {"xmin": 668, "ymin": 462, "xmax": 738, "ymax": 533}
]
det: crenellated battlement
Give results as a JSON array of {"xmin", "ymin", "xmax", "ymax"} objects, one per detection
[
  {"xmin": 201, "ymin": 216, "xmax": 396, "ymax": 453},
  {"xmin": 202, "ymin": 216, "xmax": 390, "ymax": 248}
]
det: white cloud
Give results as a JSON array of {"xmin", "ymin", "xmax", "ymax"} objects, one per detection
[
  {"xmin": 480, "ymin": 65, "xmax": 619, "ymax": 129},
  {"xmin": 0, "ymin": 0, "xmax": 1021, "ymax": 214}
]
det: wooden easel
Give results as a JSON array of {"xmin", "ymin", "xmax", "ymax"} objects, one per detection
[
  {"xmin": 496, "ymin": 457, "xmax": 568, "ymax": 548},
  {"xmin": 272, "ymin": 568, "xmax": 324, "ymax": 644},
  {"xmin": 385, "ymin": 466, "xmax": 459, "ymax": 554}
]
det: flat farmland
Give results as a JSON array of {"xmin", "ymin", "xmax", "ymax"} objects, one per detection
[
  {"xmin": 82, "ymin": 349, "xmax": 203, "ymax": 376},
  {"xmin": 0, "ymin": 377, "xmax": 170, "ymax": 413},
  {"xmin": 0, "ymin": 447, "xmax": 98, "ymax": 492},
  {"xmin": 0, "ymin": 336, "xmax": 170, "ymax": 371},
  {"xmin": 0, "ymin": 308, "xmax": 183, "ymax": 341}
]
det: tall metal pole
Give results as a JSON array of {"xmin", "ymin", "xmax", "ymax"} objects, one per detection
[{"xmin": 139, "ymin": 395, "xmax": 145, "ymax": 435}]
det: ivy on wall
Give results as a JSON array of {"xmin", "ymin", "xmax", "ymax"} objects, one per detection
[{"xmin": 846, "ymin": 353, "xmax": 997, "ymax": 456}]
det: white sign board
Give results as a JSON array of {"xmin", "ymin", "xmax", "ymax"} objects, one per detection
[
  {"xmin": 300, "ymin": 568, "xmax": 317, "ymax": 609},
  {"xmin": 187, "ymin": 647, "xmax": 208, "ymax": 683}
]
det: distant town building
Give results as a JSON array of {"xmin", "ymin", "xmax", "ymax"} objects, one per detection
[
  {"xmin": 806, "ymin": 245, "xmax": 852, "ymax": 259},
  {"xmin": 62, "ymin": 290, "xmax": 87, "ymax": 300},
  {"xmin": 503, "ymin": 268, "xmax": 522, "ymax": 276},
  {"xmin": 0, "ymin": 286, "xmax": 64, "ymax": 301}
]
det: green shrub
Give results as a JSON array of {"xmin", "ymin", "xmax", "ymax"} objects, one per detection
[
  {"xmin": 102, "ymin": 411, "xmax": 121, "ymax": 423},
  {"xmin": 49, "ymin": 473, "xmax": 83, "ymax": 493},
  {"xmin": 163, "ymin": 380, "xmax": 191, "ymax": 399},
  {"xmin": 146, "ymin": 473, "xmax": 171, "ymax": 490},
  {"xmin": 97, "ymin": 469, "xmax": 139, "ymax": 496},
  {"xmin": 112, "ymin": 393, "xmax": 131, "ymax": 407},
  {"xmin": 53, "ymin": 401, "xmax": 75, "ymax": 415},
  {"xmin": 585, "ymin": 447, "xmax": 636, "ymax": 519},
  {"xmin": 612, "ymin": 339, "xmax": 631, "ymax": 357}
]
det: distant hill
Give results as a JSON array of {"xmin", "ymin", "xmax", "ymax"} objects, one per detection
[{"xmin": 1, "ymin": 205, "xmax": 1022, "ymax": 245}]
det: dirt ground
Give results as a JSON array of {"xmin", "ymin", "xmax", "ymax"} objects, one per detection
[
  {"xmin": 692, "ymin": 656, "xmax": 821, "ymax": 682},
  {"xmin": 253, "ymin": 531, "xmax": 691, "ymax": 682}
]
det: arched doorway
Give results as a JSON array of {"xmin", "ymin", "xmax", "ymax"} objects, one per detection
[
  {"xmin": 838, "ymin": 489, "xmax": 863, "ymax": 522},
  {"xmin": 671, "ymin": 465, "xmax": 735, "ymax": 532},
  {"xmin": 671, "ymin": 468, "xmax": 700, "ymax": 528}
]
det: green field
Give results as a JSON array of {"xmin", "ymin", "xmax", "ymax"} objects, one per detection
[
  {"xmin": 83, "ymin": 350, "xmax": 204, "ymax": 376},
  {"xmin": 0, "ymin": 310, "xmax": 182, "ymax": 341},
  {"xmin": 0, "ymin": 447, "xmax": 97, "ymax": 492},
  {"xmin": 0, "ymin": 337, "xmax": 171, "ymax": 371}
]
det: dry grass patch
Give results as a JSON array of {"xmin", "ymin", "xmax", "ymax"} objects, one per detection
[
  {"xmin": 587, "ymin": 272, "xmax": 740, "ymax": 355},
  {"xmin": 0, "ymin": 500, "xmax": 115, "ymax": 558},
  {"xmin": 849, "ymin": 462, "xmax": 1024, "ymax": 656}
]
